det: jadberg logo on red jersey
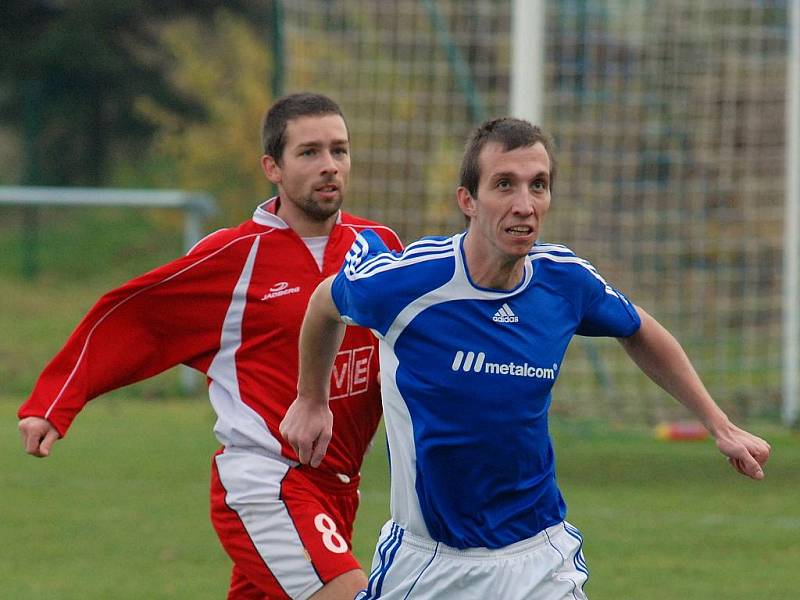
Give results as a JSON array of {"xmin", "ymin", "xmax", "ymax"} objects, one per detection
[{"xmin": 260, "ymin": 281, "xmax": 301, "ymax": 301}]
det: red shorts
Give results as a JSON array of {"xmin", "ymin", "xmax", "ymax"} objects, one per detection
[{"xmin": 210, "ymin": 448, "xmax": 362, "ymax": 600}]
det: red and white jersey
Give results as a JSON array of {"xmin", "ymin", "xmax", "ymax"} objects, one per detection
[{"xmin": 18, "ymin": 198, "xmax": 402, "ymax": 478}]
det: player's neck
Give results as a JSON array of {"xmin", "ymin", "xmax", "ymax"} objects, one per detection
[
  {"xmin": 469, "ymin": 262, "xmax": 525, "ymax": 290},
  {"xmin": 463, "ymin": 241, "xmax": 525, "ymax": 290},
  {"xmin": 276, "ymin": 199, "xmax": 338, "ymax": 237}
]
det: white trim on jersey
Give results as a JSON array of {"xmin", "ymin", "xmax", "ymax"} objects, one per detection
[
  {"xmin": 253, "ymin": 198, "xmax": 403, "ymax": 241},
  {"xmin": 252, "ymin": 198, "xmax": 291, "ymax": 228},
  {"xmin": 349, "ymin": 249, "xmax": 455, "ymax": 281},
  {"xmin": 344, "ymin": 237, "xmax": 454, "ymax": 281},
  {"xmin": 529, "ymin": 242, "xmax": 575, "ymax": 255},
  {"xmin": 397, "ymin": 237, "xmax": 454, "ymax": 256},
  {"xmin": 207, "ymin": 235, "xmax": 284, "ymax": 454},
  {"xmin": 529, "ymin": 252, "xmax": 625, "ymax": 302},
  {"xmin": 43, "ymin": 231, "xmax": 269, "ymax": 421},
  {"xmin": 377, "ymin": 342, "xmax": 429, "ymax": 535},
  {"xmin": 354, "ymin": 239, "xmax": 453, "ymax": 278},
  {"xmin": 253, "ymin": 196, "xmax": 344, "ymax": 229},
  {"xmin": 383, "ymin": 235, "xmax": 533, "ymax": 348}
]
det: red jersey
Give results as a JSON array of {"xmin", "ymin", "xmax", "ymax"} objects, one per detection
[{"xmin": 18, "ymin": 198, "xmax": 402, "ymax": 478}]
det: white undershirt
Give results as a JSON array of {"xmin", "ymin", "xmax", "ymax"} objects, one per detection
[{"xmin": 302, "ymin": 235, "xmax": 329, "ymax": 270}]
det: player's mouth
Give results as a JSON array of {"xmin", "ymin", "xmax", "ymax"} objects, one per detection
[
  {"xmin": 314, "ymin": 183, "xmax": 339, "ymax": 200},
  {"xmin": 505, "ymin": 225, "xmax": 534, "ymax": 237}
]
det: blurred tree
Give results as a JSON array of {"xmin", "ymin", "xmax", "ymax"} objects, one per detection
[
  {"xmin": 0, "ymin": 0, "xmax": 271, "ymax": 186},
  {"xmin": 138, "ymin": 11, "xmax": 272, "ymax": 222}
]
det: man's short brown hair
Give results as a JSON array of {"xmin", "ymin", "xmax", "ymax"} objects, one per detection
[
  {"xmin": 459, "ymin": 118, "xmax": 557, "ymax": 198},
  {"xmin": 261, "ymin": 93, "xmax": 348, "ymax": 163}
]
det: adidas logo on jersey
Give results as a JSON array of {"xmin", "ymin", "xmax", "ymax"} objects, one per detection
[{"xmin": 492, "ymin": 303, "xmax": 519, "ymax": 323}]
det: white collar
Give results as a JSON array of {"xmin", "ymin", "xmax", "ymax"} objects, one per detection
[{"xmin": 252, "ymin": 196, "xmax": 343, "ymax": 229}]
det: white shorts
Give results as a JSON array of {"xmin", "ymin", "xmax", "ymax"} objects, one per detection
[{"xmin": 356, "ymin": 520, "xmax": 589, "ymax": 600}]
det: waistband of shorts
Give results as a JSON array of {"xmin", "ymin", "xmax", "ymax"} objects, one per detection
[
  {"xmin": 294, "ymin": 464, "xmax": 361, "ymax": 494},
  {"xmin": 218, "ymin": 444, "xmax": 297, "ymax": 469},
  {"xmin": 217, "ymin": 445, "xmax": 360, "ymax": 493},
  {"xmin": 394, "ymin": 521, "xmax": 571, "ymax": 560}
]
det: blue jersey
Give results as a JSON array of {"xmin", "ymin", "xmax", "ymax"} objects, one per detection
[{"xmin": 331, "ymin": 230, "xmax": 641, "ymax": 549}]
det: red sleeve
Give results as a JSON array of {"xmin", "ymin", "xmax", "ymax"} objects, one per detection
[{"xmin": 17, "ymin": 231, "xmax": 253, "ymax": 437}]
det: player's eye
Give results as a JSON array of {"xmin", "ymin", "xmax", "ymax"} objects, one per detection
[
  {"xmin": 333, "ymin": 147, "xmax": 348, "ymax": 156},
  {"xmin": 300, "ymin": 149, "xmax": 316, "ymax": 157},
  {"xmin": 532, "ymin": 179, "xmax": 547, "ymax": 191},
  {"xmin": 497, "ymin": 179, "xmax": 511, "ymax": 189}
]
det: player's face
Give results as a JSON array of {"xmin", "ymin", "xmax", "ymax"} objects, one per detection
[
  {"xmin": 263, "ymin": 114, "xmax": 350, "ymax": 225},
  {"xmin": 459, "ymin": 141, "xmax": 551, "ymax": 265}
]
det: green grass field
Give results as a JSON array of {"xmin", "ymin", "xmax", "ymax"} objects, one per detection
[
  {"xmin": 2, "ymin": 226, "xmax": 797, "ymax": 598},
  {"xmin": 2, "ymin": 396, "xmax": 797, "ymax": 599}
]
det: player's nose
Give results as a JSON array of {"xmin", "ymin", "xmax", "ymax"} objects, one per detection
[
  {"xmin": 511, "ymin": 191, "xmax": 535, "ymax": 216},
  {"xmin": 319, "ymin": 150, "xmax": 339, "ymax": 175}
]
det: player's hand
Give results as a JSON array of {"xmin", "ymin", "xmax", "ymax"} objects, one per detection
[
  {"xmin": 18, "ymin": 416, "xmax": 60, "ymax": 458},
  {"xmin": 713, "ymin": 422, "xmax": 771, "ymax": 480},
  {"xmin": 279, "ymin": 398, "xmax": 333, "ymax": 468}
]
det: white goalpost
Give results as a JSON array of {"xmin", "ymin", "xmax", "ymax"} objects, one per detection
[
  {"xmin": 510, "ymin": 0, "xmax": 545, "ymax": 126},
  {"xmin": 278, "ymin": 0, "xmax": 794, "ymax": 425},
  {"xmin": 508, "ymin": 1, "xmax": 799, "ymax": 427},
  {"xmin": 783, "ymin": 0, "xmax": 800, "ymax": 426}
]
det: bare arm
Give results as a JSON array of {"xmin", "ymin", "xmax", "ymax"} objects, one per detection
[
  {"xmin": 279, "ymin": 276, "xmax": 346, "ymax": 467},
  {"xmin": 618, "ymin": 306, "xmax": 771, "ymax": 480}
]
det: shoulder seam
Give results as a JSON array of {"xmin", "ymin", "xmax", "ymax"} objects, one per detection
[{"xmin": 531, "ymin": 253, "xmax": 624, "ymax": 301}]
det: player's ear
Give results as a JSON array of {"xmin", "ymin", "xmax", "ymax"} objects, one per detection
[
  {"xmin": 456, "ymin": 186, "xmax": 477, "ymax": 219},
  {"xmin": 261, "ymin": 154, "xmax": 281, "ymax": 184}
]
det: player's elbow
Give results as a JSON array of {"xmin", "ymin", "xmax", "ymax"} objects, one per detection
[{"xmin": 310, "ymin": 276, "xmax": 342, "ymax": 322}]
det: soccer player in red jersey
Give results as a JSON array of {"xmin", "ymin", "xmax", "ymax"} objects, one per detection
[{"xmin": 17, "ymin": 92, "xmax": 402, "ymax": 600}]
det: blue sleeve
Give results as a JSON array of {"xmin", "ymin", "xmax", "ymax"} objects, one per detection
[
  {"xmin": 331, "ymin": 229, "xmax": 403, "ymax": 336},
  {"xmin": 574, "ymin": 261, "xmax": 641, "ymax": 338}
]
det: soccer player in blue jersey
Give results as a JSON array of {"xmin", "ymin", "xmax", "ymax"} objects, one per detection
[{"xmin": 280, "ymin": 118, "xmax": 771, "ymax": 599}]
